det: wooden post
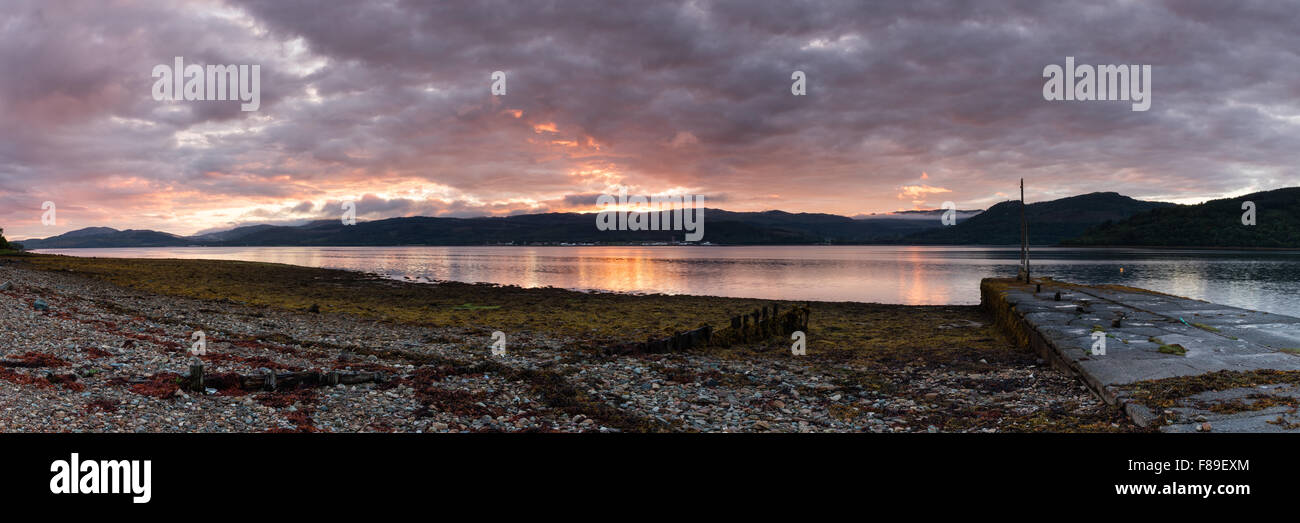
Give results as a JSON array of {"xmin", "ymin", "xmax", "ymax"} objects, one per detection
[
  {"xmin": 264, "ymin": 369, "xmax": 277, "ymax": 391},
  {"xmin": 189, "ymin": 362, "xmax": 204, "ymax": 392}
]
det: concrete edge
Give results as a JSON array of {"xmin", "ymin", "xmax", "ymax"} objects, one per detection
[{"xmin": 980, "ymin": 278, "xmax": 1145, "ymax": 427}]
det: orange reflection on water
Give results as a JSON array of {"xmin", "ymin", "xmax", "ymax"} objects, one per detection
[
  {"xmin": 574, "ymin": 248, "xmax": 672, "ymax": 294},
  {"xmin": 897, "ymin": 246, "xmax": 951, "ymax": 305}
]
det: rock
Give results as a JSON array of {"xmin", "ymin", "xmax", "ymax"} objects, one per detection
[
  {"xmin": 33, "ymin": 298, "xmax": 49, "ymax": 311},
  {"xmin": 0, "ymin": 281, "xmax": 11, "ymax": 291},
  {"xmin": 1197, "ymin": 422, "xmax": 1213, "ymax": 432}
]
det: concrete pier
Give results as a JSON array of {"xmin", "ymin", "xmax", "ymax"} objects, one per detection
[{"xmin": 982, "ymin": 278, "xmax": 1300, "ymax": 432}]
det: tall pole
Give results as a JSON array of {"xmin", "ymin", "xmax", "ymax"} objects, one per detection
[{"xmin": 1019, "ymin": 178, "xmax": 1030, "ymax": 283}]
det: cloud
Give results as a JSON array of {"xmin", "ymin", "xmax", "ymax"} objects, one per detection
[
  {"xmin": 897, "ymin": 184, "xmax": 953, "ymax": 207},
  {"xmin": 3, "ymin": 0, "xmax": 1300, "ymax": 238}
]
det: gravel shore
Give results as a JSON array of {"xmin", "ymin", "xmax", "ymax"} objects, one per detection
[{"xmin": 0, "ymin": 257, "xmax": 1136, "ymax": 432}]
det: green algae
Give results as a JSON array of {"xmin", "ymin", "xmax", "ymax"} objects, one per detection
[
  {"xmin": 1191, "ymin": 322, "xmax": 1221, "ymax": 333},
  {"xmin": 1157, "ymin": 344, "xmax": 1187, "ymax": 356}
]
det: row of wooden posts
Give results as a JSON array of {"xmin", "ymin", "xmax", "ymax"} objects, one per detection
[
  {"xmin": 608, "ymin": 303, "xmax": 811, "ymax": 354},
  {"xmin": 158, "ymin": 303, "xmax": 813, "ymax": 388},
  {"xmin": 183, "ymin": 364, "xmax": 387, "ymax": 392}
]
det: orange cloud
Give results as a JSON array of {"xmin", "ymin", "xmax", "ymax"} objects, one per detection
[{"xmin": 897, "ymin": 184, "xmax": 952, "ymax": 200}]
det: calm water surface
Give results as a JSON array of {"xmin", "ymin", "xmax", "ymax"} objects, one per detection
[{"xmin": 34, "ymin": 246, "xmax": 1300, "ymax": 317}]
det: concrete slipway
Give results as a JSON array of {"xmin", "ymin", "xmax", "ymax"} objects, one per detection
[{"xmin": 982, "ymin": 278, "xmax": 1300, "ymax": 433}]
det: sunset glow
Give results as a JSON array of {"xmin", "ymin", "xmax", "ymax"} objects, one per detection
[{"xmin": 2, "ymin": 1, "xmax": 1298, "ymax": 240}]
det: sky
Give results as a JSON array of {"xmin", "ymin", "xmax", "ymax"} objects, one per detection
[{"xmin": 2, "ymin": 0, "xmax": 1299, "ymax": 240}]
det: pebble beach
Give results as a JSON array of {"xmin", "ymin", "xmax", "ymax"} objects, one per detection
[{"xmin": 0, "ymin": 255, "xmax": 1136, "ymax": 432}]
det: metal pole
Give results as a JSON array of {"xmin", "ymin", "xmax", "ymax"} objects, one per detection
[{"xmin": 1020, "ymin": 178, "xmax": 1030, "ymax": 283}]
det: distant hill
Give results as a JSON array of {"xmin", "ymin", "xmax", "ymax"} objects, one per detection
[
  {"xmin": 902, "ymin": 192, "xmax": 1175, "ymax": 245},
  {"xmin": 18, "ymin": 208, "xmax": 975, "ymax": 248},
  {"xmin": 1064, "ymin": 187, "xmax": 1300, "ymax": 248},
  {"xmin": 19, "ymin": 228, "xmax": 188, "ymax": 248}
]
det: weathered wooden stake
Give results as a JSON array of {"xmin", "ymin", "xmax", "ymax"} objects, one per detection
[{"xmin": 189, "ymin": 362, "xmax": 204, "ymax": 391}]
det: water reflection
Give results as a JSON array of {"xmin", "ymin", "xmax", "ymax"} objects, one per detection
[{"xmin": 35, "ymin": 246, "xmax": 1300, "ymax": 316}]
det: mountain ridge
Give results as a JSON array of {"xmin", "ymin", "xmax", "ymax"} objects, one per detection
[
  {"xmin": 15, "ymin": 191, "xmax": 1183, "ymax": 248},
  {"xmin": 900, "ymin": 191, "xmax": 1175, "ymax": 245},
  {"xmin": 1064, "ymin": 187, "xmax": 1300, "ymax": 248},
  {"xmin": 19, "ymin": 209, "xmax": 964, "ymax": 248}
]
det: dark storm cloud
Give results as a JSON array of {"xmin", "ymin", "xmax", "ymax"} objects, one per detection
[{"xmin": 2, "ymin": 0, "xmax": 1298, "ymax": 238}]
